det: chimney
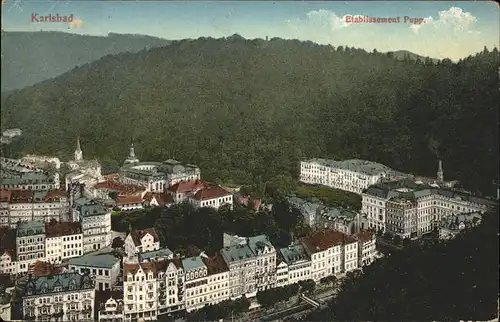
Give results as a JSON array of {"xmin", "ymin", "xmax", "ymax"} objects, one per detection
[{"xmin": 437, "ymin": 160, "xmax": 444, "ymax": 182}]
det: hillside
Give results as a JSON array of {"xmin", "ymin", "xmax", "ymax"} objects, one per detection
[
  {"xmin": 1, "ymin": 36, "xmax": 498, "ymax": 194},
  {"xmin": 0, "ymin": 31, "xmax": 171, "ymax": 91},
  {"xmin": 387, "ymin": 49, "xmax": 440, "ymax": 63},
  {"xmin": 303, "ymin": 207, "xmax": 499, "ymax": 321}
]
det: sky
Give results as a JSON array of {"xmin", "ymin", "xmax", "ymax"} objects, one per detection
[{"xmin": 2, "ymin": 1, "xmax": 499, "ymax": 61}]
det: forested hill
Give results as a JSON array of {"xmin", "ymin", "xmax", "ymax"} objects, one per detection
[
  {"xmin": 1, "ymin": 36, "xmax": 498, "ymax": 194},
  {"xmin": 1, "ymin": 31, "xmax": 171, "ymax": 91}
]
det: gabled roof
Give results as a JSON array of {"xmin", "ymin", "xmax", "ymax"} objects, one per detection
[
  {"xmin": 129, "ymin": 228, "xmax": 159, "ymax": 246},
  {"xmin": 202, "ymin": 253, "xmax": 229, "ymax": 275},
  {"xmin": 353, "ymin": 230, "xmax": 375, "ymax": 243},
  {"xmin": 167, "ymin": 180, "xmax": 208, "ymax": 194},
  {"xmin": 116, "ymin": 194, "xmax": 143, "ymax": 205},
  {"xmin": 45, "ymin": 221, "xmax": 82, "ymax": 238},
  {"xmin": 192, "ymin": 185, "xmax": 231, "ymax": 201},
  {"xmin": 32, "ymin": 260, "xmax": 64, "ymax": 276}
]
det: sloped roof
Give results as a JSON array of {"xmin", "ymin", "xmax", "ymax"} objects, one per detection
[
  {"xmin": 129, "ymin": 228, "xmax": 159, "ymax": 246},
  {"xmin": 301, "ymin": 229, "xmax": 356, "ymax": 255}
]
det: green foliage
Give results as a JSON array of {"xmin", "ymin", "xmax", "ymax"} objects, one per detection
[
  {"xmin": 1, "ymin": 37, "xmax": 498, "ymax": 196},
  {"xmin": 112, "ymin": 196, "xmax": 309, "ymax": 253},
  {"xmin": 256, "ymin": 283, "xmax": 300, "ymax": 307},
  {"xmin": 185, "ymin": 296, "xmax": 250, "ymax": 321},
  {"xmin": 319, "ymin": 275, "xmax": 336, "ymax": 285},
  {"xmin": 304, "ymin": 207, "xmax": 499, "ymax": 321},
  {"xmin": 298, "ymin": 279, "xmax": 316, "ymax": 294}
]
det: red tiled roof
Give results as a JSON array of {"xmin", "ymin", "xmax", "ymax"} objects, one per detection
[
  {"xmin": 152, "ymin": 193, "xmax": 174, "ymax": 206},
  {"xmin": 129, "ymin": 228, "xmax": 159, "ymax": 246},
  {"xmin": 10, "ymin": 190, "xmax": 34, "ymax": 203},
  {"xmin": 202, "ymin": 253, "xmax": 229, "ymax": 275},
  {"xmin": 95, "ymin": 180, "xmax": 145, "ymax": 195},
  {"xmin": 124, "ymin": 258, "xmax": 182, "ymax": 276},
  {"xmin": 354, "ymin": 230, "xmax": 376, "ymax": 243},
  {"xmin": 32, "ymin": 260, "xmax": 64, "ymax": 277},
  {"xmin": 167, "ymin": 180, "xmax": 208, "ymax": 194},
  {"xmin": 301, "ymin": 229, "xmax": 357, "ymax": 254},
  {"xmin": 123, "ymin": 261, "xmax": 157, "ymax": 276},
  {"xmin": 192, "ymin": 185, "xmax": 231, "ymax": 201},
  {"xmin": 142, "ymin": 192, "xmax": 154, "ymax": 202},
  {"xmin": 42, "ymin": 189, "xmax": 67, "ymax": 202},
  {"xmin": 116, "ymin": 194, "xmax": 144, "ymax": 205},
  {"xmin": 0, "ymin": 189, "xmax": 12, "ymax": 202},
  {"xmin": 45, "ymin": 221, "xmax": 82, "ymax": 238}
]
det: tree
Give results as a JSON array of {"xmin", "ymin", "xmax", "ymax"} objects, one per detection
[
  {"xmin": 111, "ymin": 237, "xmax": 124, "ymax": 249},
  {"xmin": 393, "ymin": 234, "xmax": 402, "ymax": 245},
  {"xmin": 108, "ymin": 191, "xmax": 118, "ymax": 200},
  {"xmin": 299, "ymin": 279, "xmax": 316, "ymax": 294}
]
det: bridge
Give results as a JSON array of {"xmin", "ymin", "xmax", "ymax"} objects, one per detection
[{"xmin": 300, "ymin": 294, "xmax": 320, "ymax": 308}]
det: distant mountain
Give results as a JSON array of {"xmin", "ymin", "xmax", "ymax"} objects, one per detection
[
  {"xmin": 387, "ymin": 50, "xmax": 440, "ymax": 63},
  {"xmin": 0, "ymin": 31, "xmax": 171, "ymax": 92}
]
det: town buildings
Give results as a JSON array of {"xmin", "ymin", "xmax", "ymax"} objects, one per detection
[
  {"xmin": 22, "ymin": 155, "xmax": 62, "ymax": 170},
  {"xmin": 167, "ymin": 180, "xmax": 233, "ymax": 210},
  {"xmin": 353, "ymin": 230, "xmax": 377, "ymax": 266},
  {"xmin": 66, "ymin": 137, "xmax": 103, "ymax": 183},
  {"xmin": 278, "ymin": 244, "xmax": 311, "ymax": 285},
  {"xmin": 124, "ymin": 228, "xmax": 161, "ymax": 258},
  {"xmin": 438, "ymin": 212, "xmax": 482, "ymax": 240},
  {"xmin": 0, "ymin": 189, "xmax": 70, "ymax": 228},
  {"xmin": 0, "ymin": 157, "xmax": 60, "ymax": 191},
  {"xmin": 68, "ymin": 250, "xmax": 121, "ymax": 291},
  {"xmin": 220, "ymin": 236, "xmax": 257, "ymax": 299},
  {"xmin": 19, "ymin": 271, "xmax": 95, "ymax": 321},
  {"xmin": 2, "ymin": 128, "xmax": 22, "ymax": 139},
  {"xmin": 119, "ymin": 144, "xmax": 201, "ymax": 192},
  {"xmin": 299, "ymin": 158, "xmax": 395, "ymax": 194},
  {"xmin": 16, "ymin": 221, "xmax": 46, "ymax": 274},
  {"xmin": 301, "ymin": 229, "xmax": 358, "ymax": 281},
  {"xmin": 44, "ymin": 221, "xmax": 83, "ymax": 263},
  {"xmin": 96, "ymin": 290, "xmax": 124, "ymax": 322},
  {"xmin": 362, "ymin": 178, "xmax": 496, "ymax": 237},
  {"xmin": 72, "ymin": 197, "xmax": 112, "ymax": 253}
]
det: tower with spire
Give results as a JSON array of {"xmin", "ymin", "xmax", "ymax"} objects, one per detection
[
  {"xmin": 437, "ymin": 159, "xmax": 444, "ymax": 182},
  {"xmin": 74, "ymin": 136, "xmax": 83, "ymax": 162},
  {"xmin": 124, "ymin": 141, "xmax": 140, "ymax": 165}
]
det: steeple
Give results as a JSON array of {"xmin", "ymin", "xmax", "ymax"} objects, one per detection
[
  {"xmin": 74, "ymin": 136, "xmax": 83, "ymax": 161},
  {"xmin": 437, "ymin": 159, "xmax": 444, "ymax": 182},
  {"xmin": 124, "ymin": 141, "xmax": 140, "ymax": 165},
  {"xmin": 129, "ymin": 143, "xmax": 136, "ymax": 159}
]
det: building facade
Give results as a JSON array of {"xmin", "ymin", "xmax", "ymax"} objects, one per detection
[
  {"xmin": 20, "ymin": 271, "xmax": 95, "ymax": 321},
  {"xmin": 16, "ymin": 221, "xmax": 46, "ymax": 273},
  {"xmin": 300, "ymin": 158, "xmax": 393, "ymax": 194},
  {"xmin": 362, "ymin": 179, "xmax": 495, "ymax": 238},
  {"xmin": 73, "ymin": 198, "xmax": 112, "ymax": 253}
]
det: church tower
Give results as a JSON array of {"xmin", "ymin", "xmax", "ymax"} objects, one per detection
[
  {"xmin": 124, "ymin": 142, "xmax": 140, "ymax": 165},
  {"xmin": 74, "ymin": 136, "xmax": 83, "ymax": 161},
  {"xmin": 437, "ymin": 159, "xmax": 444, "ymax": 182}
]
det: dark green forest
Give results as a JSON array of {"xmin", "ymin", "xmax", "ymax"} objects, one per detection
[
  {"xmin": 303, "ymin": 207, "xmax": 499, "ymax": 321},
  {"xmin": 112, "ymin": 194, "xmax": 311, "ymax": 254},
  {"xmin": 1, "ymin": 36, "xmax": 498, "ymax": 195}
]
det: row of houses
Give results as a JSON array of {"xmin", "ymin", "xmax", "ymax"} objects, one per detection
[{"xmin": 8, "ymin": 226, "xmax": 377, "ymax": 321}]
